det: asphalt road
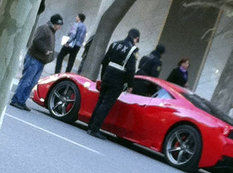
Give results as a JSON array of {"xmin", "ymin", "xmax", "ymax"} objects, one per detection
[{"xmin": 0, "ymin": 98, "xmax": 208, "ymax": 173}]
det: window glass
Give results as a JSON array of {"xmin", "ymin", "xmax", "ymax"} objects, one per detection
[{"xmin": 155, "ymin": 88, "xmax": 173, "ymax": 99}]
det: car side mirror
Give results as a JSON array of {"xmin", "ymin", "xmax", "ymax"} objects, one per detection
[{"xmin": 96, "ymin": 80, "xmax": 101, "ymax": 91}]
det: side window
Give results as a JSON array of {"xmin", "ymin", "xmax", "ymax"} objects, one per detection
[
  {"xmin": 133, "ymin": 78, "xmax": 160, "ymax": 97},
  {"xmin": 154, "ymin": 88, "xmax": 174, "ymax": 99}
]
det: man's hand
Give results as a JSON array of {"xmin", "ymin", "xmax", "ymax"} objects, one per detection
[
  {"xmin": 46, "ymin": 50, "xmax": 53, "ymax": 55},
  {"xmin": 127, "ymin": 87, "xmax": 133, "ymax": 93}
]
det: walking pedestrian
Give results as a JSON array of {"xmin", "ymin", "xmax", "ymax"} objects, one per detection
[
  {"xmin": 88, "ymin": 28, "xmax": 140, "ymax": 139},
  {"xmin": 10, "ymin": 14, "xmax": 63, "ymax": 111},
  {"xmin": 55, "ymin": 13, "xmax": 86, "ymax": 73},
  {"xmin": 167, "ymin": 58, "xmax": 190, "ymax": 87}
]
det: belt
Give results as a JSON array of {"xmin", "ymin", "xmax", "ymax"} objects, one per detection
[{"xmin": 108, "ymin": 62, "xmax": 126, "ymax": 71}]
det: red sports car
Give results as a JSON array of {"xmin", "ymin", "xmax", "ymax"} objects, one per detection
[{"xmin": 32, "ymin": 73, "xmax": 233, "ymax": 172}]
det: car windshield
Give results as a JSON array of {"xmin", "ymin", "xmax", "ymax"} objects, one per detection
[{"xmin": 182, "ymin": 92, "xmax": 233, "ymax": 126}]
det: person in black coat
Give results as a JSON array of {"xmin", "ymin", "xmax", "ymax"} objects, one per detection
[
  {"xmin": 133, "ymin": 44, "xmax": 165, "ymax": 96},
  {"xmin": 167, "ymin": 58, "xmax": 190, "ymax": 87},
  {"xmin": 87, "ymin": 28, "xmax": 140, "ymax": 139},
  {"xmin": 137, "ymin": 44, "xmax": 165, "ymax": 77}
]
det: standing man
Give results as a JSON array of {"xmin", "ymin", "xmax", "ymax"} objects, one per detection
[
  {"xmin": 136, "ymin": 44, "xmax": 165, "ymax": 77},
  {"xmin": 134, "ymin": 44, "xmax": 165, "ymax": 96},
  {"xmin": 55, "ymin": 13, "xmax": 86, "ymax": 73},
  {"xmin": 88, "ymin": 28, "xmax": 140, "ymax": 140},
  {"xmin": 10, "ymin": 14, "xmax": 63, "ymax": 111}
]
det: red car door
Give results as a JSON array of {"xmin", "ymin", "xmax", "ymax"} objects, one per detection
[{"xmin": 103, "ymin": 91, "xmax": 162, "ymax": 146}]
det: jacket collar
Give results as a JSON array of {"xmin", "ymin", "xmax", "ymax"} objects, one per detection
[
  {"xmin": 47, "ymin": 21, "xmax": 56, "ymax": 33},
  {"xmin": 150, "ymin": 51, "xmax": 161, "ymax": 59},
  {"xmin": 125, "ymin": 36, "xmax": 134, "ymax": 46}
]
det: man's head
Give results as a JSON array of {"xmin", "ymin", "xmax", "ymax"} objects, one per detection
[
  {"xmin": 128, "ymin": 28, "xmax": 140, "ymax": 44},
  {"xmin": 50, "ymin": 14, "xmax": 63, "ymax": 30},
  {"xmin": 155, "ymin": 44, "xmax": 165, "ymax": 55},
  {"xmin": 76, "ymin": 13, "xmax": 86, "ymax": 22}
]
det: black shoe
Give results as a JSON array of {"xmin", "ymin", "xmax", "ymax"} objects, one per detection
[
  {"xmin": 23, "ymin": 104, "xmax": 31, "ymax": 112},
  {"xmin": 10, "ymin": 102, "xmax": 25, "ymax": 110},
  {"xmin": 89, "ymin": 130, "xmax": 106, "ymax": 140}
]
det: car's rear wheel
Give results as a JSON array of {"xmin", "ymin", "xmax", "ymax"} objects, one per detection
[
  {"xmin": 163, "ymin": 125, "xmax": 202, "ymax": 172},
  {"xmin": 48, "ymin": 80, "xmax": 80, "ymax": 123}
]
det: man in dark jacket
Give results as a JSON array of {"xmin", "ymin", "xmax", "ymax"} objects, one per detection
[
  {"xmin": 133, "ymin": 44, "xmax": 165, "ymax": 96},
  {"xmin": 10, "ymin": 14, "xmax": 63, "ymax": 111},
  {"xmin": 137, "ymin": 44, "xmax": 165, "ymax": 77},
  {"xmin": 87, "ymin": 28, "xmax": 140, "ymax": 139}
]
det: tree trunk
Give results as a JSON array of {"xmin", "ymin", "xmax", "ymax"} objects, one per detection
[
  {"xmin": 27, "ymin": 0, "xmax": 46, "ymax": 47},
  {"xmin": 0, "ymin": 0, "xmax": 41, "ymax": 128},
  {"xmin": 211, "ymin": 49, "xmax": 233, "ymax": 114},
  {"xmin": 80, "ymin": 0, "xmax": 136, "ymax": 80}
]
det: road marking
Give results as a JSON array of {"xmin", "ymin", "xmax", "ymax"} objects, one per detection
[{"xmin": 5, "ymin": 113, "xmax": 102, "ymax": 155}]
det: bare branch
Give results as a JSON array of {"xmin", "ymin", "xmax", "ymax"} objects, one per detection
[
  {"xmin": 201, "ymin": 28, "xmax": 215, "ymax": 40},
  {"xmin": 183, "ymin": 2, "xmax": 222, "ymax": 9},
  {"xmin": 183, "ymin": 0, "xmax": 233, "ymax": 11}
]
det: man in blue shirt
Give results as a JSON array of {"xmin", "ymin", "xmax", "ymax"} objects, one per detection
[{"xmin": 55, "ymin": 13, "xmax": 86, "ymax": 73}]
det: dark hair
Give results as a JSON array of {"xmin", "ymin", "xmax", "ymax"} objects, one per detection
[
  {"xmin": 127, "ymin": 28, "xmax": 140, "ymax": 42},
  {"xmin": 50, "ymin": 14, "xmax": 63, "ymax": 25},
  {"xmin": 155, "ymin": 44, "xmax": 165, "ymax": 54},
  {"xmin": 178, "ymin": 58, "xmax": 189, "ymax": 66},
  {"xmin": 79, "ymin": 13, "xmax": 86, "ymax": 22}
]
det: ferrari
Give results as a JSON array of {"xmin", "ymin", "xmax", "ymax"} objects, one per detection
[{"xmin": 32, "ymin": 73, "xmax": 233, "ymax": 172}]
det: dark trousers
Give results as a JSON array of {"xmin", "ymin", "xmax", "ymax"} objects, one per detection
[
  {"xmin": 55, "ymin": 45, "xmax": 80, "ymax": 73},
  {"xmin": 88, "ymin": 83, "xmax": 123, "ymax": 132}
]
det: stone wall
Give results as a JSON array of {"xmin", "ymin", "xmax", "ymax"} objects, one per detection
[
  {"xmin": 195, "ymin": 13, "xmax": 233, "ymax": 100},
  {"xmin": 110, "ymin": 0, "xmax": 172, "ymax": 59},
  {"xmin": 158, "ymin": 0, "xmax": 219, "ymax": 89}
]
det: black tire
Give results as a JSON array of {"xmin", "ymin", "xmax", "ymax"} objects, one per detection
[
  {"xmin": 163, "ymin": 125, "xmax": 202, "ymax": 173},
  {"xmin": 47, "ymin": 80, "xmax": 80, "ymax": 123}
]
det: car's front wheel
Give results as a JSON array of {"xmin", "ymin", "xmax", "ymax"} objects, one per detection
[
  {"xmin": 163, "ymin": 125, "xmax": 202, "ymax": 172},
  {"xmin": 47, "ymin": 80, "xmax": 80, "ymax": 123}
]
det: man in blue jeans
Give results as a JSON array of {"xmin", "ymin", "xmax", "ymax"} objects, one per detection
[{"xmin": 10, "ymin": 14, "xmax": 63, "ymax": 111}]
